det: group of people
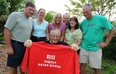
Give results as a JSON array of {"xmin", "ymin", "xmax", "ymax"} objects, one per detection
[{"xmin": 4, "ymin": 2, "xmax": 115, "ymax": 74}]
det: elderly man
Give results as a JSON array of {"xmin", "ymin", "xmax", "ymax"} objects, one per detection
[{"xmin": 24, "ymin": 29, "xmax": 79, "ymax": 51}]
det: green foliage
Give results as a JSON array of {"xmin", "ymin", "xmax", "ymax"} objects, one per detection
[
  {"xmin": 7, "ymin": 0, "xmax": 35, "ymax": 14},
  {"xmin": 89, "ymin": 0, "xmax": 116, "ymax": 15},
  {"xmin": 7, "ymin": 0, "xmax": 24, "ymax": 14},
  {"xmin": 65, "ymin": 0, "xmax": 83, "ymax": 20},
  {"xmin": 65, "ymin": 0, "xmax": 116, "ymax": 20},
  {"xmin": 102, "ymin": 21, "xmax": 116, "ymax": 60},
  {"xmin": 86, "ymin": 59, "xmax": 116, "ymax": 74},
  {"xmin": 112, "ymin": 21, "xmax": 116, "ymax": 29},
  {"xmin": 0, "ymin": 33, "xmax": 4, "ymax": 43},
  {"xmin": 102, "ymin": 59, "xmax": 116, "ymax": 74},
  {"xmin": 45, "ymin": 11, "xmax": 54, "ymax": 23},
  {"xmin": 0, "ymin": 0, "xmax": 35, "ymax": 16},
  {"xmin": 0, "ymin": 15, "xmax": 8, "ymax": 22},
  {"xmin": 103, "ymin": 35, "xmax": 116, "ymax": 60},
  {"xmin": 0, "ymin": 0, "xmax": 9, "ymax": 16}
]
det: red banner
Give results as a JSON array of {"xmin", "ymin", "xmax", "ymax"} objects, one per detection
[{"xmin": 21, "ymin": 42, "xmax": 80, "ymax": 74}]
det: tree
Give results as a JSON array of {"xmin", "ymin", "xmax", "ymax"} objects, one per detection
[
  {"xmin": 6, "ymin": 0, "xmax": 34, "ymax": 14},
  {"xmin": 0, "ymin": 0, "xmax": 9, "ymax": 16},
  {"xmin": 45, "ymin": 11, "xmax": 54, "ymax": 23},
  {"xmin": 6, "ymin": 0, "xmax": 24, "ymax": 14},
  {"xmin": 65, "ymin": 0, "xmax": 83, "ymax": 20},
  {"xmin": 0, "ymin": 0, "xmax": 35, "ymax": 15},
  {"xmin": 65, "ymin": 0, "xmax": 116, "ymax": 21}
]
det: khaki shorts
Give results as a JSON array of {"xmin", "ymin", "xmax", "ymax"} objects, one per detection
[{"xmin": 79, "ymin": 48, "xmax": 102, "ymax": 69}]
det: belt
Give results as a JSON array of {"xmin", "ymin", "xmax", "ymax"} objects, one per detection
[
  {"xmin": 32, "ymin": 36, "xmax": 46, "ymax": 39},
  {"xmin": 11, "ymin": 40, "xmax": 24, "ymax": 44}
]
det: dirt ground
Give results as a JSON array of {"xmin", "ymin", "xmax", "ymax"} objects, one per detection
[
  {"xmin": 0, "ymin": 46, "xmax": 7, "ymax": 74},
  {"xmin": 0, "ymin": 46, "xmax": 22, "ymax": 74}
]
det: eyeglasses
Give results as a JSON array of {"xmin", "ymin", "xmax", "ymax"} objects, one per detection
[{"xmin": 51, "ymin": 35, "xmax": 60, "ymax": 39}]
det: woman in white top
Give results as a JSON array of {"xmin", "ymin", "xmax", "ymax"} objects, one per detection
[{"xmin": 31, "ymin": 8, "xmax": 48, "ymax": 42}]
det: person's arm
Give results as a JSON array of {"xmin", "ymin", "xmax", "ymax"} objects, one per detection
[
  {"xmin": 46, "ymin": 26, "xmax": 50, "ymax": 41},
  {"xmin": 105, "ymin": 28, "xmax": 115, "ymax": 44},
  {"xmin": 60, "ymin": 29, "xmax": 66, "ymax": 41},
  {"xmin": 76, "ymin": 29, "xmax": 83, "ymax": 46},
  {"xmin": 76, "ymin": 38, "xmax": 82, "ymax": 46},
  {"xmin": 99, "ymin": 28, "xmax": 115, "ymax": 47},
  {"xmin": 4, "ymin": 12, "xmax": 17, "ymax": 55},
  {"xmin": 4, "ymin": 28, "xmax": 14, "ymax": 55}
]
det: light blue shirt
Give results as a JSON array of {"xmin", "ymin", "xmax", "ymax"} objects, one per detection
[
  {"xmin": 4, "ymin": 12, "xmax": 33, "ymax": 42},
  {"xmin": 32, "ymin": 19, "xmax": 48, "ymax": 37}
]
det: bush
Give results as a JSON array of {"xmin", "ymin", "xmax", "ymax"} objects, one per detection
[
  {"xmin": 103, "ymin": 22, "xmax": 116, "ymax": 60},
  {"xmin": 0, "ymin": 0, "xmax": 9, "ymax": 16},
  {"xmin": 103, "ymin": 34, "xmax": 116, "ymax": 60},
  {"xmin": 0, "ymin": 33, "xmax": 4, "ymax": 44},
  {"xmin": 0, "ymin": 15, "xmax": 8, "ymax": 22}
]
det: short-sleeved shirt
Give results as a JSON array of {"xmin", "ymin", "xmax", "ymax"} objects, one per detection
[
  {"xmin": 32, "ymin": 19, "xmax": 48, "ymax": 37},
  {"xmin": 80, "ymin": 15, "xmax": 113, "ymax": 51},
  {"xmin": 4, "ymin": 12, "xmax": 33, "ymax": 42},
  {"xmin": 65, "ymin": 29, "xmax": 82, "ymax": 45},
  {"xmin": 48, "ymin": 22, "xmax": 66, "ymax": 32}
]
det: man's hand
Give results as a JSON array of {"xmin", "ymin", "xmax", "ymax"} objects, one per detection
[
  {"xmin": 71, "ymin": 44, "xmax": 80, "ymax": 51},
  {"xmin": 7, "ymin": 47, "xmax": 14, "ymax": 55},
  {"xmin": 98, "ymin": 42, "xmax": 109, "ymax": 48},
  {"xmin": 24, "ymin": 39, "xmax": 32, "ymax": 48}
]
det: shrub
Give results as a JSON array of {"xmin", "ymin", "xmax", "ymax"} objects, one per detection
[{"xmin": 103, "ymin": 34, "xmax": 116, "ymax": 60}]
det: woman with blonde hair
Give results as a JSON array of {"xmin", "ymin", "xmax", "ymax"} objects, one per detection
[{"xmin": 47, "ymin": 13, "xmax": 66, "ymax": 41}]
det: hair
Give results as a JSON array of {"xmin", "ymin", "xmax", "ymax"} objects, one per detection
[
  {"xmin": 53, "ymin": 13, "xmax": 62, "ymax": 23},
  {"xmin": 37, "ymin": 8, "xmax": 46, "ymax": 13},
  {"xmin": 25, "ymin": 2, "xmax": 35, "ymax": 8},
  {"xmin": 50, "ymin": 29, "xmax": 61, "ymax": 37},
  {"xmin": 83, "ymin": 4, "xmax": 92, "ymax": 10},
  {"xmin": 63, "ymin": 13, "xmax": 70, "ymax": 18},
  {"xmin": 68, "ymin": 16, "xmax": 79, "ymax": 30}
]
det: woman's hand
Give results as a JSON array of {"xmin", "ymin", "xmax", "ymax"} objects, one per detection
[
  {"xmin": 71, "ymin": 44, "xmax": 80, "ymax": 51},
  {"xmin": 24, "ymin": 39, "xmax": 32, "ymax": 48}
]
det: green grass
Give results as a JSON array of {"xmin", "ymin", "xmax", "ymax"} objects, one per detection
[
  {"xmin": 86, "ymin": 59, "xmax": 116, "ymax": 74},
  {"xmin": 102, "ymin": 59, "xmax": 116, "ymax": 74}
]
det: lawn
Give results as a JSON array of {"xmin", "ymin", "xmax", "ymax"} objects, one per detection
[{"xmin": 86, "ymin": 59, "xmax": 116, "ymax": 74}]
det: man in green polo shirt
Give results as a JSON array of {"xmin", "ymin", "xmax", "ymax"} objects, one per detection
[
  {"xmin": 4, "ymin": 2, "xmax": 35, "ymax": 74},
  {"xmin": 80, "ymin": 4, "xmax": 115, "ymax": 74}
]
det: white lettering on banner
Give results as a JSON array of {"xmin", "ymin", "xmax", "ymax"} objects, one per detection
[
  {"xmin": 49, "ymin": 64, "xmax": 61, "ymax": 68},
  {"xmin": 44, "ymin": 60, "xmax": 56, "ymax": 64},
  {"xmin": 46, "ymin": 54, "xmax": 55, "ymax": 60},
  {"xmin": 38, "ymin": 64, "xmax": 49, "ymax": 67},
  {"xmin": 38, "ymin": 64, "xmax": 61, "ymax": 68},
  {"xmin": 38, "ymin": 54, "xmax": 61, "ymax": 68}
]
